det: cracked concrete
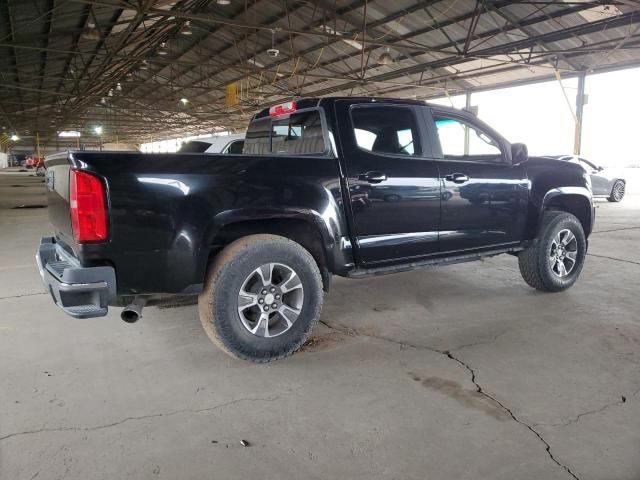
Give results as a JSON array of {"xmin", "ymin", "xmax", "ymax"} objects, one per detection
[
  {"xmin": 0, "ymin": 396, "xmax": 280, "ymax": 443},
  {"xmin": 319, "ymin": 319, "xmax": 580, "ymax": 479},
  {"xmin": 2, "ymin": 171, "xmax": 640, "ymax": 480}
]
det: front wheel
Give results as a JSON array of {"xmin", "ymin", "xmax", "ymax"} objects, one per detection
[
  {"xmin": 518, "ymin": 211, "xmax": 587, "ymax": 292},
  {"xmin": 198, "ymin": 234, "xmax": 323, "ymax": 362},
  {"xmin": 608, "ymin": 180, "xmax": 625, "ymax": 202}
]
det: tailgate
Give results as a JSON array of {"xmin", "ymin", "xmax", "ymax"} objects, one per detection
[{"xmin": 44, "ymin": 152, "xmax": 75, "ymax": 249}]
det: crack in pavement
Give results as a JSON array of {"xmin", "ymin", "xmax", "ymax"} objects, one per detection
[
  {"xmin": 591, "ymin": 226, "xmax": 640, "ymax": 235},
  {"xmin": 587, "ymin": 253, "xmax": 640, "ymax": 266},
  {"xmin": 534, "ymin": 387, "xmax": 640, "ymax": 428},
  {"xmin": 0, "ymin": 292, "xmax": 47, "ymax": 300},
  {"xmin": 0, "ymin": 395, "xmax": 279, "ymax": 443},
  {"xmin": 448, "ymin": 329, "xmax": 509, "ymax": 352},
  {"xmin": 318, "ymin": 320, "xmax": 580, "ymax": 480}
]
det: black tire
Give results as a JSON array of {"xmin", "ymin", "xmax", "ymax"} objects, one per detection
[
  {"xmin": 35, "ymin": 166, "xmax": 46, "ymax": 177},
  {"xmin": 518, "ymin": 211, "xmax": 587, "ymax": 292},
  {"xmin": 198, "ymin": 234, "xmax": 323, "ymax": 362},
  {"xmin": 607, "ymin": 180, "xmax": 625, "ymax": 202}
]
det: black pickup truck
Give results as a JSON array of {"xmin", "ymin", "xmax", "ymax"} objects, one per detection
[{"xmin": 37, "ymin": 97, "xmax": 594, "ymax": 362}]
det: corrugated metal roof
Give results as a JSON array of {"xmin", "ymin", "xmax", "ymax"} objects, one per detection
[{"xmin": 1, "ymin": 0, "xmax": 639, "ymax": 145}]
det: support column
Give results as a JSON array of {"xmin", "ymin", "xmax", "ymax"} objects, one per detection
[
  {"xmin": 574, "ymin": 72, "xmax": 586, "ymax": 155},
  {"xmin": 464, "ymin": 89, "xmax": 472, "ymax": 155}
]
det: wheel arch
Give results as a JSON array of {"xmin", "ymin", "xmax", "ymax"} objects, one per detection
[
  {"xmin": 203, "ymin": 209, "xmax": 348, "ymax": 291},
  {"xmin": 537, "ymin": 188, "xmax": 594, "ymax": 238}
]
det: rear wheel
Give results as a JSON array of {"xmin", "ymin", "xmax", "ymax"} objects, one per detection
[
  {"xmin": 198, "ymin": 234, "xmax": 323, "ymax": 362},
  {"xmin": 518, "ymin": 211, "xmax": 587, "ymax": 292},
  {"xmin": 608, "ymin": 180, "xmax": 625, "ymax": 202}
]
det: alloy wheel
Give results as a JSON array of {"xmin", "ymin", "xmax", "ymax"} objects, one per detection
[
  {"xmin": 237, "ymin": 263, "xmax": 304, "ymax": 337},
  {"xmin": 612, "ymin": 181, "xmax": 625, "ymax": 201},
  {"xmin": 548, "ymin": 229, "xmax": 578, "ymax": 277}
]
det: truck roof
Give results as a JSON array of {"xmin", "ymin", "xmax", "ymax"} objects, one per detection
[{"xmin": 252, "ymin": 96, "xmax": 462, "ymax": 120}]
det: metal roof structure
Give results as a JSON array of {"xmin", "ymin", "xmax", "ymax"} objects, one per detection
[{"xmin": 2, "ymin": 0, "xmax": 640, "ymax": 148}]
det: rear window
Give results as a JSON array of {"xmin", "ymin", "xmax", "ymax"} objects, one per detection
[
  {"xmin": 178, "ymin": 140, "xmax": 212, "ymax": 153},
  {"xmin": 243, "ymin": 110, "xmax": 326, "ymax": 155}
]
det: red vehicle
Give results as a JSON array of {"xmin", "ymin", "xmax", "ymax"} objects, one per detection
[{"xmin": 25, "ymin": 156, "xmax": 45, "ymax": 176}]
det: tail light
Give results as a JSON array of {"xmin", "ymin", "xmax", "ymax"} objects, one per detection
[{"xmin": 69, "ymin": 170, "xmax": 107, "ymax": 242}]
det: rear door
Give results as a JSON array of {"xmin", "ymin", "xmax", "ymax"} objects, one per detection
[
  {"xmin": 336, "ymin": 100, "xmax": 440, "ymax": 265},
  {"xmin": 428, "ymin": 109, "xmax": 528, "ymax": 252}
]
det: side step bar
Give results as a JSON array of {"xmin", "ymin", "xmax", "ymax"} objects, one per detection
[{"xmin": 347, "ymin": 246, "xmax": 524, "ymax": 278}]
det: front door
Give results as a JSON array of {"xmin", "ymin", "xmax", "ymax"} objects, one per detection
[
  {"xmin": 336, "ymin": 101, "xmax": 440, "ymax": 265},
  {"xmin": 429, "ymin": 110, "xmax": 528, "ymax": 253}
]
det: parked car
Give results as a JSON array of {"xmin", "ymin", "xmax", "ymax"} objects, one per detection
[
  {"xmin": 25, "ymin": 156, "xmax": 46, "ymax": 176},
  {"xmin": 550, "ymin": 155, "xmax": 626, "ymax": 202},
  {"xmin": 178, "ymin": 133, "xmax": 245, "ymax": 154},
  {"xmin": 37, "ymin": 97, "xmax": 594, "ymax": 362}
]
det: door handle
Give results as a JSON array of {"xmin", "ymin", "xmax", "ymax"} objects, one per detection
[
  {"xmin": 358, "ymin": 171, "xmax": 387, "ymax": 183},
  {"xmin": 445, "ymin": 173, "xmax": 470, "ymax": 184}
]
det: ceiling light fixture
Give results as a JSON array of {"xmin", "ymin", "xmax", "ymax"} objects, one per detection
[
  {"xmin": 58, "ymin": 131, "xmax": 81, "ymax": 138},
  {"xmin": 158, "ymin": 42, "xmax": 168, "ymax": 55},
  {"xmin": 81, "ymin": 21, "xmax": 101, "ymax": 41},
  {"xmin": 377, "ymin": 47, "xmax": 395, "ymax": 65},
  {"xmin": 266, "ymin": 29, "xmax": 279, "ymax": 57},
  {"xmin": 94, "ymin": 126, "xmax": 103, "ymax": 135},
  {"xmin": 116, "ymin": 82, "xmax": 122, "ymax": 92},
  {"xmin": 180, "ymin": 98, "xmax": 189, "ymax": 105},
  {"xmin": 10, "ymin": 134, "xmax": 19, "ymax": 141},
  {"xmin": 217, "ymin": 0, "xmax": 231, "ymax": 5},
  {"xmin": 181, "ymin": 20, "xmax": 193, "ymax": 35}
]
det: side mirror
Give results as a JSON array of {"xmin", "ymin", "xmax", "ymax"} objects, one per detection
[{"xmin": 511, "ymin": 143, "xmax": 528, "ymax": 164}]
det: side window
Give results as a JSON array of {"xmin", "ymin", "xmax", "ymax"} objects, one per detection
[
  {"xmin": 225, "ymin": 140, "xmax": 244, "ymax": 154},
  {"xmin": 434, "ymin": 115, "xmax": 502, "ymax": 162},
  {"xmin": 579, "ymin": 158, "xmax": 597, "ymax": 171},
  {"xmin": 351, "ymin": 106, "xmax": 422, "ymax": 156}
]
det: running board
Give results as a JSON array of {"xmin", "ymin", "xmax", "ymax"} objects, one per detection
[{"xmin": 347, "ymin": 246, "xmax": 524, "ymax": 278}]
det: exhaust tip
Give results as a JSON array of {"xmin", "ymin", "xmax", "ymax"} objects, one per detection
[
  {"xmin": 121, "ymin": 309, "xmax": 140, "ymax": 323},
  {"xmin": 121, "ymin": 296, "xmax": 146, "ymax": 323}
]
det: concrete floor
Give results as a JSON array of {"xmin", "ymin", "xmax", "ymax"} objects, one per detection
[{"xmin": 1, "ymin": 169, "xmax": 639, "ymax": 480}]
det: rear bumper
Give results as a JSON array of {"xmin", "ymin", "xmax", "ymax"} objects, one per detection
[{"xmin": 36, "ymin": 237, "xmax": 116, "ymax": 318}]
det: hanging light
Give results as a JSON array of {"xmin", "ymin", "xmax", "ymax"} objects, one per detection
[
  {"xmin": 100, "ymin": 97, "xmax": 107, "ymax": 104},
  {"xmin": 10, "ymin": 134, "xmax": 19, "ymax": 141},
  {"xmin": 377, "ymin": 47, "xmax": 395, "ymax": 66},
  {"xmin": 94, "ymin": 126, "xmax": 103, "ymax": 135},
  {"xmin": 81, "ymin": 21, "xmax": 100, "ymax": 41},
  {"xmin": 140, "ymin": 60, "xmax": 149, "ymax": 71},
  {"xmin": 181, "ymin": 21, "xmax": 193, "ymax": 36},
  {"xmin": 217, "ymin": 0, "xmax": 231, "ymax": 4},
  {"xmin": 158, "ymin": 42, "xmax": 168, "ymax": 55},
  {"xmin": 116, "ymin": 82, "xmax": 122, "ymax": 92},
  {"xmin": 108, "ymin": 89, "xmax": 114, "ymax": 97},
  {"xmin": 180, "ymin": 98, "xmax": 189, "ymax": 105}
]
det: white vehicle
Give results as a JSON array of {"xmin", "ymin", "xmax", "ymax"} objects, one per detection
[{"xmin": 178, "ymin": 134, "xmax": 245, "ymax": 154}]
